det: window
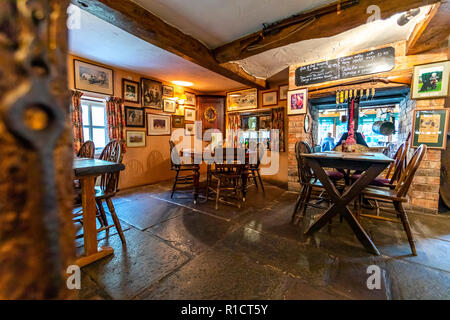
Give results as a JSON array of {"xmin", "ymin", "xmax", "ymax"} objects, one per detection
[
  {"xmin": 239, "ymin": 113, "xmax": 272, "ymax": 150},
  {"xmin": 81, "ymin": 98, "xmax": 109, "ymax": 150}
]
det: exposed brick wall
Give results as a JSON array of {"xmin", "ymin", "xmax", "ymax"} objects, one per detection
[
  {"xmin": 287, "ymin": 104, "xmax": 318, "ymax": 192},
  {"xmin": 403, "ymin": 98, "xmax": 445, "ymax": 214}
]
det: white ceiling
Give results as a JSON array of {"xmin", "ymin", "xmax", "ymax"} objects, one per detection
[
  {"xmin": 131, "ymin": 0, "xmax": 335, "ymax": 49},
  {"xmin": 68, "ymin": 6, "xmax": 243, "ymax": 92},
  {"xmin": 235, "ymin": 5, "xmax": 431, "ymax": 79}
]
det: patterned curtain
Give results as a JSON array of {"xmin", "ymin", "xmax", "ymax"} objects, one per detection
[
  {"xmin": 106, "ymin": 97, "xmax": 127, "ymax": 153},
  {"xmin": 71, "ymin": 90, "xmax": 84, "ymax": 153},
  {"xmin": 227, "ymin": 112, "xmax": 241, "ymax": 147},
  {"xmin": 272, "ymin": 107, "xmax": 285, "ymax": 152}
]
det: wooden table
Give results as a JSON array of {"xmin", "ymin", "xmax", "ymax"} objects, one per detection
[
  {"xmin": 301, "ymin": 152, "xmax": 393, "ymax": 255},
  {"xmin": 74, "ymin": 158, "xmax": 125, "ymax": 267},
  {"xmin": 182, "ymin": 148, "xmax": 254, "ymax": 202}
]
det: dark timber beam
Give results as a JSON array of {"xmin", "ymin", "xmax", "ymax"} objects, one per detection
[
  {"xmin": 407, "ymin": 1, "xmax": 450, "ymax": 55},
  {"xmin": 213, "ymin": 0, "xmax": 440, "ymax": 63},
  {"xmin": 72, "ymin": 0, "xmax": 266, "ymax": 89}
]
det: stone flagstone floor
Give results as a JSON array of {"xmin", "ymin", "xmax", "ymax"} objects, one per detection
[{"xmin": 77, "ymin": 180, "xmax": 450, "ymax": 300}]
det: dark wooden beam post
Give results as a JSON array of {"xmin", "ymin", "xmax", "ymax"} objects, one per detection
[
  {"xmin": 71, "ymin": 0, "xmax": 266, "ymax": 89},
  {"xmin": 0, "ymin": 0, "xmax": 75, "ymax": 299}
]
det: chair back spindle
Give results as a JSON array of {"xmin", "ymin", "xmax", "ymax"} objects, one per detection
[
  {"xmin": 395, "ymin": 144, "xmax": 427, "ymax": 198},
  {"xmin": 99, "ymin": 140, "xmax": 122, "ymax": 194},
  {"xmin": 77, "ymin": 140, "xmax": 95, "ymax": 159},
  {"xmin": 295, "ymin": 141, "xmax": 314, "ymax": 184}
]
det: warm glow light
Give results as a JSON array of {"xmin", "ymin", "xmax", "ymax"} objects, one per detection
[{"xmin": 172, "ymin": 81, "xmax": 194, "ymax": 87}]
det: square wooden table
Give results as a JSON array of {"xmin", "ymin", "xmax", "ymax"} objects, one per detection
[
  {"xmin": 301, "ymin": 152, "xmax": 393, "ymax": 255},
  {"xmin": 73, "ymin": 158, "xmax": 125, "ymax": 267}
]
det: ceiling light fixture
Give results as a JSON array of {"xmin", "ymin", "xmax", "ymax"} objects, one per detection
[{"xmin": 172, "ymin": 81, "xmax": 194, "ymax": 87}]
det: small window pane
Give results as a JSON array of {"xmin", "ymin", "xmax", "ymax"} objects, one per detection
[
  {"xmin": 91, "ymin": 106, "xmax": 105, "ymax": 126},
  {"xmin": 93, "ymin": 128, "xmax": 106, "ymax": 149},
  {"xmin": 82, "ymin": 105, "xmax": 90, "ymax": 125},
  {"xmin": 83, "ymin": 127, "xmax": 90, "ymax": 140}
]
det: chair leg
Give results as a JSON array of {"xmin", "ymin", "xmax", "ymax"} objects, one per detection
[
  {"xmin": 96, "ymin": 198, "xmax": 108, "ymax": 227},
  {"xmin": 252, "ymin": 172, "xmax": 259, "ymax": 190},
  {"xmin": 394, "ymin": 201, "xmax": 417, "ymax": 256},
  {"xmin": 257, "ymin": 170, "xmax": 265, "ymax": 193},
  {"xmin": 291, "ymin": 185, "xmax": 306, "ymax": 223},
  {"xmin": 215, "ymin": 179, "xmax": 221, "ymax": 210},
  {"xmin": 171, "ymin": 170, "xmax": 179, "ymax": 198},
  {"xmin": 105, "ymin": 197, "xmax": 126, "ymax": 244},
  {"xmin": 301, "ymin": 186, "xmax": 312, "ymax": 218}
]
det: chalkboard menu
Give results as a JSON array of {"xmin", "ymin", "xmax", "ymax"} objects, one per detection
[{"xmin": 295, "ymin": 46, "xmax": 395, "ymax": 86}]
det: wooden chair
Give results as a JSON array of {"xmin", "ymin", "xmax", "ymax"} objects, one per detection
[
  {"xmin": 357, "ymin": 144, "xmax": 427, "ymax": 256},
  {"xmin": 77, "ymin": 140, "xmax": 95, "ymax": 158},
  {"xmin": 351, "ymin": 142, "xmax": 407, "ymax": 188},
  {"xmin": 207, "ymin": 147, "xmax": 247, "ymax": 210},
  {"xmin": 169, "ymin": 140, "xmax": 199, "ymax": 199},
  {"xmin": 94, "ymin": 140, "xmax": 126, "ymax": 244},
  {"xmin": 291, "ymin": 141, "xmax": 328, "ymax": 224},
  {"xmin": 247, "ymin": 143, "xmax": 265, "ymax": 192}
]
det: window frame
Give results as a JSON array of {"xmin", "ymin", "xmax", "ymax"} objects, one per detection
[{"xmin": 81, "ymin": 97, "xmax": 109, "ymax": 153}]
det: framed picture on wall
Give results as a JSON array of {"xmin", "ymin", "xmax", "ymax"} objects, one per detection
[
  {"xmin": 122, "ymin": 79, "xmax": 140, "ymax": 103},
  {"xmin": 74, "ymin": 59, "xmax": 114, "ymax": 95},
  {"xmin": 147, "ymin": 114, "xmax": 171, "ymax": 135},
  {"xmin": 126, "ymin": 131, "xmax": 146, "ymax": 148},
  {"xmin": 412, "ymin": 61, "xmax": 450, "ymax": 99},
  {"xmin": 172, "ymin": 115, "xmax": 185, "ymax": 128},
  {"xmin": 141, "ymin": 78, "xmax": 163, "ymax": 109},
  {"xmin": 412, "ymin": 109, "xmax": 449, "ymax": 149},
  {"xmin": 162, "ymin": 85, "xmax": 174, "ymax": 97},
  {"xmin": 185, "ymin": 92, "xmax": 196, "ymax": 106},
  {"xmin": 184, "ymin": 108, "xmax": 196, "ymax": 122},
  {"xmin": 227, "ymin": 88, "xmax": 258, "ymax": 111},
  {"xmin": 185, "ymin": 123, "xmax": 195, "ymax": 136},
  {"xmin": 262, "ymin": 91, "xmax": 278, "ymax": 106},
  {"xmin": 125, "ymin": 106, "xmax": 145, "ymax": 128},
  {"xmin": 163, "ymin": 99, "xmax": 177, "ymax": 113},
  {"xmin": 279, "ymin": 85, "xmax": 289, "ymax": 100},
  {"xmin": 287, "ymin": 88, "xmax": 308, "ymax": 115}
]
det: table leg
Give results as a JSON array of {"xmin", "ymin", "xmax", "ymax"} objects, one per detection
[
  {"xmin": 241, "ymin": 165, "xmax": 249, "ymax": 201},
  {"xmin": 305, "ymin": 160, "xmax": 387, "ymax": 255},
  {"xmin": 76, "ymin": 176, "xmax": 114, "ymax": 268},
  {"xmin": 193, "ymin": 165, "xmax": 200, "ymax": 204}
]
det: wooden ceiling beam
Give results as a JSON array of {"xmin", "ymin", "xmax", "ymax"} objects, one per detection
[
  {"xmin": 407, "ymin": 1, "xmax": 450, "ymax": 55},
  {"xmin": 213, "ymin": 0, "xmax": 440, "ymax": 63},
  {"xmin": 71, "ymin": 0, "xmax": 266, "ymax": 89}
]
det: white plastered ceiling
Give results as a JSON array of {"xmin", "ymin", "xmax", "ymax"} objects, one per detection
[
  {"xmin": 68, "ymin": 6, "xmax": 243, "ymax": 92},
  {"xmin": 234, "ymin": 5, "xmax": 431, "ymax": 80}
]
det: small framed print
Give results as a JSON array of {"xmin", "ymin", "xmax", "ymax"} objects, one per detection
[
  {"xmin": 262, "ymin": 91, "xmax": 278, "ymax": 107},
  {"xmin": 126, "ymin": 131, "xmax": 146, "ymax": 148},
  {"xmin": 163, "ymin": 99, "xmax": 176, "ymax": 113},
  {"xmin": 162, "ymin": 85, "xmax": 174, "ymax": 97},
  {"xmin": 122, "ymin": 79, "xmax": 140, "ymax": 104},
  {"xmin": 185, "ymin": 92, "xmax": 196, "ymax": 106},
  {"xmin": 172, "ymin": 115, "xmax": 185, "ymax": 128},
  {"xmin": 412, "ymin": 109, "xmax": 449, "ymax": 149},
  {"xmin": 147, "ymin": 113, "xmax": 171, "ymax": 136},
  {"xmin": 184, "ymin": 108, "xmax": 196, "ymax": 122},
  {"xmin": 185, "ymin": 123, "xmax": 195, "ymax": 136},
  {"xmin": 279, "ymin": 84, "xmax": 288, "ymax": 101},
  {"xmin": 304, "ymin": 113, "xmax": 312, "ymax": 133},
  {"xmin": 125, "ymin": 106, "xmax": 145, "ymax": 128},
  {"xmin": 287, "ymin": 88, "xmax": 308, "ymax": 115},
  {"xmin": 74, "ymin": 60, "xmax": 114, "ymax": 95},
  {"xmin": 412, "ymin": 61, "xmax": 450, "ymax": 99},
  {"xmin": 141, "ymin": 78, "xmax": 163, "ymax": 109}
]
